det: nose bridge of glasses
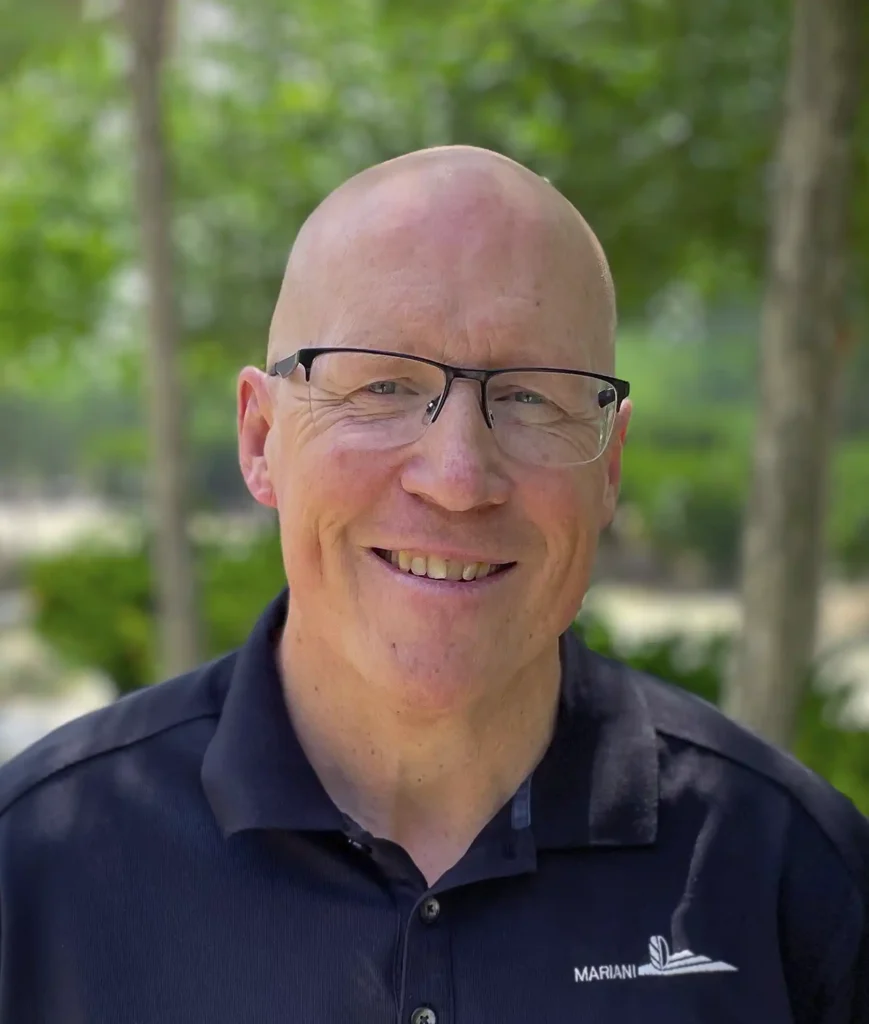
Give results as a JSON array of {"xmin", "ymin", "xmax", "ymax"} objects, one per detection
[{"xmin": 431, "ymin": 369, "xmax": 491, "ymax": 428}]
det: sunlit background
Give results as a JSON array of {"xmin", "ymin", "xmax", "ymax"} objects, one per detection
[{"xmin": 1, "ymin": 0, "xmax": 867, "ymax": 804}]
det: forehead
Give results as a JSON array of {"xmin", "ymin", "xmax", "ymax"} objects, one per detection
[{"xmin": 282, "ymin": 171, "xmax": 611, "ymax": 371}]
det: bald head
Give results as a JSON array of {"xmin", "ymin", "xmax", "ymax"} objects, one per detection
[{"xmin": 269, "ymin": 145, "xmax": 616, "ymax": 371}]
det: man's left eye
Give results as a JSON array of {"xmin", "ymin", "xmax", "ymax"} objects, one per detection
[
  {"xmin": 367, "ymin": 380, "xmax": 396, "ymax": 394},
  {"xmin": 501, "ymin": 390, "xmax": 543, "ymax": 404}
]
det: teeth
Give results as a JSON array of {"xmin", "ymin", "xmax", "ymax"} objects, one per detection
[
  {"xmin": 446, "ymin": 560, "xmax": 464, "ymax": 581},
  {"xmin": 384, "ymin": 550, "xmax": 501, "ymax": 582},
  {"xmin": 427, "ymin": 555, "xmax": 448, "ymax": 579}
]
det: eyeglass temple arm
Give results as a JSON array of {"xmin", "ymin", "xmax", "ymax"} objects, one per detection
[{"xmin": 268, "ymin": 353, "xmax": 303, "ymax": 378}]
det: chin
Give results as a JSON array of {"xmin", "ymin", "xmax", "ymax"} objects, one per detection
[{"xmin": 368, "ymin": 635, "xmax": 502, "ymax": 712}]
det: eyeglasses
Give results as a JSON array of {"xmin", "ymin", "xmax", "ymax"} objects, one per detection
[{"xmin": 268, "ymin": 347, "xmax": 630, "ymax": 467}]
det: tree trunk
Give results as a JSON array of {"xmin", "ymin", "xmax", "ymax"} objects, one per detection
[
  {"xmin": 124, "ymin": 0, "xmax": 199, "ymax": 678},
  {"xmin": 723, "ymin": 0, "xmax": 863, "ymax": 746}
]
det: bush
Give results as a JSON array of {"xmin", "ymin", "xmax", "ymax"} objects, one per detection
[
  {"xmin": 27, "ymin": 547, "xmax": 153, "ymax": 695},
  {"xmin": 26, "ymin": 530, "xmax": 286, "ymax": 695}
]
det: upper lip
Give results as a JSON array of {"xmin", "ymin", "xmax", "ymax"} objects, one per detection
[{"xmin": 370, "ymin": 546, "xmax": 516, "ymax": 565}]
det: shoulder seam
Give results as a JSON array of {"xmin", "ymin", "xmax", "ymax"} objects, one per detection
[
  {"xmin": 650, "ymin": 710, "xmax": 869, "ymax": 892},
  {"xmin": 0, "ymin": 707, "xmax": 220, "ymax": 823}
]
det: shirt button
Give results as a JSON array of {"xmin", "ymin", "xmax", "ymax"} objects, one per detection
[
  {"xmin": 419, "ymin": 897, "xmax": 441, "ymax": 924},
  {"xmin": 410, "ymin": 1008, "xmax": 437, "ymax": 1024}
]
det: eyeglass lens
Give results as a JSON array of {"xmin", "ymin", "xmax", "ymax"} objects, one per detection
[{"xmin": 299, "ymin": 351, "xmax": 617, "ymax": 466}]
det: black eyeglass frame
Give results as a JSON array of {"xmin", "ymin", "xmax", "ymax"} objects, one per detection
[{"xmin": 268, "ymin": 347, "xmax": 630, "ymax": 432}]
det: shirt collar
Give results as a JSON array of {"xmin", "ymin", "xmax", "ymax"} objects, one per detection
[
  {"xmin": 202, "ymin": 591, "xmax": 659, "ymax": 848},
  {"xmin": 201, "ymin": 590, "xmax": 345, "ymax": 835}
]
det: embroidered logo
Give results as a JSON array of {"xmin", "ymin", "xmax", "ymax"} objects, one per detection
[{"xmin": 574, "ymin": 935, "xmax": 738, "ymax": 983}]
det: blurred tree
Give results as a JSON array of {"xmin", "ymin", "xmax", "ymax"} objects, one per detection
[
  {"xmin": 723, "ymin": 0, "xmax": 864, "ymax": 746},
  {"xmin": 123, "ymin": 0, "xmax": 200, "ymax": 676}
]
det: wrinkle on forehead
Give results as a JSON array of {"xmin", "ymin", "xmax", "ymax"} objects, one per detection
[{"xmin": 268, "ymin": 146, "xmax": 616, "ymax": 372}]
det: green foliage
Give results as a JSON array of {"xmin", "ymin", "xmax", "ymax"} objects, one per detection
[
  {"xmin": 0, "ymin": 22, "xmax": 128, "ymax": 359},
  {"xmin": 575, "ymin": 614, "xmax": 869, "ymax": 815},
  {"xmin": 621, "ymin": 439, "xmax": 749, "ymax": 582},
  {"xmin": 201, "ymin": 529, "xmax": 287, "ymax": 656},
  {"xmin": 0, "ymin": 0, "xmax": 87, "ymax": 82},
  {"xmin": 6, "ymin": 0, "xmax": 865, "ymax": 372},
  {"xmin": 27, "ymin": 547, "xmax": 153, "ymax": 695},
  {"xmin": 614, "ymin": 333, "xmax": 869, "ymax": 580},
  {"xmin": 828, "ymin": 439, "xmax": 869, "ymax": 577},
  {"xmin": 26, "ymin": 530, "xmax": 287, "ymax": 694}
]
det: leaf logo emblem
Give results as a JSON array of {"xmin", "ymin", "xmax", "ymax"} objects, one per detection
[{"xmin": 649, "ymin": 935, "xmax": 670, "ymax": 971}]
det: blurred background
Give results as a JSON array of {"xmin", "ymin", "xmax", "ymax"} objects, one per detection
[{"xmin": 1, "ymin": 0, "xmax": 867, "ymax": 804}]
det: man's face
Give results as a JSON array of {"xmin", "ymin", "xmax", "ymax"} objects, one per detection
[{"xmin": 239, "ymin": 161, "xmax": 629, "ymax": 713}]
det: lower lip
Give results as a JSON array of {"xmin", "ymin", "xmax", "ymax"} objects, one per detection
[{"xmin": 367, "ymin": 550, "xmax": 516, "ymax": 591}]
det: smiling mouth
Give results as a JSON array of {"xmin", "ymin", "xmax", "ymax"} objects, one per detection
[{"xmin": 372, "ymin": 548, "xmax": 515, "ymax": 582}]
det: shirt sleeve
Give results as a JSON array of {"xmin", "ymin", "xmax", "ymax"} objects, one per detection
[
  {"xmin": 814, "ymin": 910, "xmax": 868, "ymax": 1024},
  {"xmin": 777, "ymin": 799, "xmax": 868, "ymax": 1024},
  {"xmin": 847, "ymin": 931, "xmax": 868, "ymax": 1024}
]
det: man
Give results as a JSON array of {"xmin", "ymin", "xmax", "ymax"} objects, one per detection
[{"xmin": 0, "ymin": 146, "xmax": 866, "ymax": 1023}]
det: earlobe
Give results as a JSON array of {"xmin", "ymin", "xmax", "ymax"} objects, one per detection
[
  {"xmin": 600, "ymin": 463, "xmax": 620, "ymax": 529},
  {"xmin": 237, "ymin": 368, "xmax": 278, "ymax": 509}
]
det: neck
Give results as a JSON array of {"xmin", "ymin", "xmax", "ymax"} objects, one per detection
[{"xmin": 277, "ymin": 622, "xmax": 561, "ymax": 884}]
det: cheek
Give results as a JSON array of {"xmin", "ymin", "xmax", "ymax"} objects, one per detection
[
  {"xmin": 309, "ymin": 441, "xmax": 396, "ymax": 517},
  {"xmin": 523, "ymin": 464, "xmax": 604, "ymax": 556},
  {"xmin": 522, "ymin": 466, "xmax": 605, "ymax": 622},
  {"xmin": 271, "ymin": 433, "xmax": 396, "ymax": 567}
]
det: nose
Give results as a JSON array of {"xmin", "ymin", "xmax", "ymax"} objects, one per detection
[{"xmin": 400, "ymin": 380, "xmax": 510, "ymax": 512}]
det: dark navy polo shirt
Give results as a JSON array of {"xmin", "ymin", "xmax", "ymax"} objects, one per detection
[{"xmin": 1, "ymin": 592, "xmax": 867, "ymax": 1024}]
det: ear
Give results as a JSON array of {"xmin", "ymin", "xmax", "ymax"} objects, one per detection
[
  {"xmin": 238, "ymin": 366, "xmax": 277, "ymax": 508},
  {"xmin": 600, "ymin": 398, "xmax": 631, "ymax": 529}
]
